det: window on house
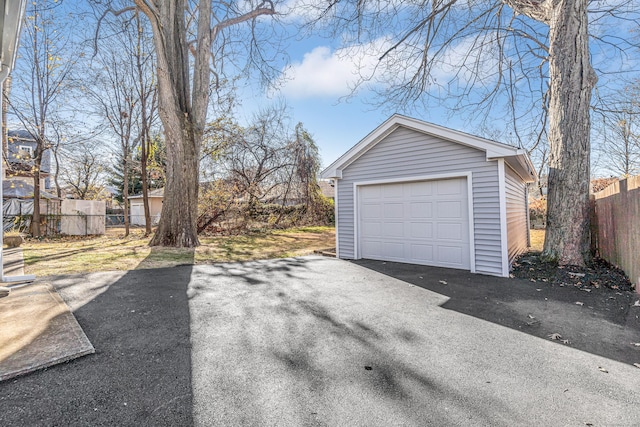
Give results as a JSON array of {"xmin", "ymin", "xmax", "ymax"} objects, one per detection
[{"xmin": 18, "ymin": 145, "xmax": 33, "ymax": 158}]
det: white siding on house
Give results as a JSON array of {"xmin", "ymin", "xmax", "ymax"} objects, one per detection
[
  {"xmin": 505, "ymin": 164, "xmax": 529, "ymax": 263},
  {"xmin": 338, "ymin": 126, "xmax": 504, "ymax": 276}
]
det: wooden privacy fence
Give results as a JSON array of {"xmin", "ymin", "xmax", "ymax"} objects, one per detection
[{"xmin": 591, "ymin": 175, "xmax": 640, "ymax": 289}]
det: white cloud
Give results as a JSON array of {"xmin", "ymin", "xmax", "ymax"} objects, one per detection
[
  {"xmin": 273, "ymin": 38, "xmax": 393, "ymax": 99},
  {"xmin": 276, "ymin": 46, "xmax": 355, "ymax": 98},
  {"xmin": 272, "ymin": 32, "xmax": 502, "ymax": 100}
]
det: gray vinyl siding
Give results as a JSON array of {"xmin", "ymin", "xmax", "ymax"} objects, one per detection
[
  {"xmin": 337, "ymin": 126, "xmax": 504, "ymax": 276},
  {"xmin": 505, "ymin": 165, "xmax": 529, "ymax": 263}
]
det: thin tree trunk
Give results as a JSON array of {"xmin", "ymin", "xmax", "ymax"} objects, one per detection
[
  {"xmin": 141, "ymin": 133, "xmax": 151, "ymax": 234},
  {"xmin": 123, "ymin": 157, "xmax": 130, "ymax": 237},
  {"xmin": 54, "ymin": 148, "xmax": 62, "ymax": 198},
  {"xmin": 32, "ymin": 160, "xmax": 42, "ymax": 237},
  {"xmin": 136, "ymin": 13, "xmax": 153, "ymax": 236},
  {"xmin": 542, "ymin": 0, "xmax": 597, "ymax": 265}
]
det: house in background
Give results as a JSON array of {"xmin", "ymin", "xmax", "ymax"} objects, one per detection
[
  {"xmin": 128, "ymin": 187, "xmax": 164, "ymax": 226},
  {"xmin": 319, "ymin": 180, "xmax": 335, "ymax": 201},
  {"xmin": 321, "ymin": 114, "xmax": 537, "ymax": 278},
  {"xmin": 2, "ymin": 131, "xmax": 59, "ymax": 233},
  {"xmin": 5, "ymin": 129, "xmax": 51, "ymax": 191}
]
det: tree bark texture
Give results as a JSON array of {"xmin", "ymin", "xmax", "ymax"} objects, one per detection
[
  {"xmin": 134, "ymin": 0, "xmax": 274, "ymax": 247},
  {"xmin": 141, "ymin": 0, "xmax": 211, "ymax": 247},
  {"xmin": 542, "ymin": 0, "xmax": 596, "ymax": 265}
]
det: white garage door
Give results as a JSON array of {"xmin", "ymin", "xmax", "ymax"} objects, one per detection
[{"xmin": 358, "ymin": 178, "xmax": 471, "ymax": 269}]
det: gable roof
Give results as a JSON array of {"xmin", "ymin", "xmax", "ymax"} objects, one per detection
[
  {"xmin": 3, "ymin": 179, "xmax": 59, "ymax": 200},
  {"xmin": 321, "ymin": 114, "xmax": 537, "ymax": 183},
  {"xmin": 128, "ymin": 187, "xmax": 164, "ymax": 200}
]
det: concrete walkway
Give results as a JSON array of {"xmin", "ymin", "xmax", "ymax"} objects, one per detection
[
  {"xmin": 0, "ymin": 256, "xmax": 638, "ymax": 426},
  {"xmin": 0, "ymin": 247, "xmax": 94, "ymax": 381},
  {"xmin": 3, "ymin": 247, "xmax": 26, "ymax": 277}
]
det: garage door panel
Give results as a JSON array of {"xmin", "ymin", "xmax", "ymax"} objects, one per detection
[
  {"xmin": 409, "ymin": 181, "xmax": 433, "ymax": 196},
  {"xmin": 384, "ymin": 203, "xmax": 404, "ymax": 218},
  {"xmin": 410, "ymin": 244, "xmax": 434, "ymax": 262},
  {"xmin": 361, "ymin": 204, "xmax": 381, "ymax": 219},
  {"xmin": 410, "ymin": 222, "xmax": 433, "ymax": 238},
  {"xmin": 437, "ymin": 178, "xmax": 464, "ymax": 195},
  {"xmin": 437, "ymin": 245, "xmax": 464, "ymax": 265},
  {"xmin": 361, "ymin": 185, "xmax": 381, "ymax": 199},
  {"xmin": 383, "ymin": 183, "xmax": 403, "ymax": 199},
  {"xmin": 437, "ymin": 223, "xmax": 463, "ymax": 240},
  {"xmin": 382, "ymin": 242, "xmax": 405, "ymax": 259},
  {"xmin": 382, "ymin": 222, "xmax": 404, "ymax": 238},
  {"xmin": 410, "ymin": 202, "xmax": 433, "ymax": 219},
  {"xmin": 361, "ymin": 240, "xmax": 382, "ymax": 257},
  {"xmin": 359, "ymin": 177, "xmax": 470, "ymax": 270},
  {"xmin": 361, "ymin": 221, "xmax": 382, "ymax": 237},
  {"xmin": 437, "ymin": 200, "xmax": 463, "ymax": 219}
]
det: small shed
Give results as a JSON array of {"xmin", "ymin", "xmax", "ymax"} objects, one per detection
[
  {"xmin": 321, "ymin": 115, "xmax": 537, "ymax": 277},
  {"xmin": 128, "ymin": 188, "xmax": 163, "ymax": 226}
]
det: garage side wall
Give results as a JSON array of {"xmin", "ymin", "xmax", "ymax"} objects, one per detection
[
  {"xmin": 504, "ymin": 165, "xmax": 529, "ymax": 263},
  {"xmin": 337, "ymin": 127, "xmax": 504, "ymax": 276}
]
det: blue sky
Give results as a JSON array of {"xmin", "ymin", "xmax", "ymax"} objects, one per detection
[
  {"xmin": 9, "ymin": 0, "xmax": 640, "ymax": 175},
  {"xmin": 237, "ymin": 32, "xmax": 468, "ymax": 169},
  {"xmin": 231, "ymin": 0, "xmax": 640, "ymax": 175}
]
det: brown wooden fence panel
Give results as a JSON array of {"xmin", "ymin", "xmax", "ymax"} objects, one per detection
[{"xmin": 592, "ymin": 175, "xmax": 640, "ymax": 289}]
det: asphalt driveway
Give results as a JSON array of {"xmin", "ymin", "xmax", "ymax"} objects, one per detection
[{"xmin": 1, "ymin": 256, "xmax": 639, "ymax": 426}]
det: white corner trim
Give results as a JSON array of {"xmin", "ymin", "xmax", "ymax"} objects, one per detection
[
  {"xmin": 334, "ymin": 181, "xmax": 340, "ymax": 258},
  {"xmin": 353, "ymin": 182, "xmax": 359, "ymax": 259},
  {"xmin": 466, "ymin": 174, "xmax": 476, "ymax": 273},
  {"xmin": 352, "ymin": 172, "xmax": 476, "ymax": 270},
  {"xmin": 497, "ymin": 159, "xmax": 509, "ymax": 277}
]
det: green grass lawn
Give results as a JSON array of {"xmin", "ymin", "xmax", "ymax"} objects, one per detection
[{"xmin": 21, "ymin": 226, "xmax": 335, "ymax": 277}]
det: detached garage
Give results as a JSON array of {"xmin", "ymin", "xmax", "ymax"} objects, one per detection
[{"xmin": 321, "ymin": 115, "xmax": 537, "ymax": 277}]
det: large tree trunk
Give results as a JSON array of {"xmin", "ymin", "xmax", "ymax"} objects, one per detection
[
  {"xmin": 144, "ymin": 0, "xmax": 210, "ymax": 247},
  {"xmin": 542, "ymin": 0, "xmax": 597, "ymax": 265},
  {"xmin": 149, "ymin": 117, "xmax": 201, "ymax": 247},
  {"xmin": 135, "ymin": 0, "xmax": 273, "ymax": 247}
]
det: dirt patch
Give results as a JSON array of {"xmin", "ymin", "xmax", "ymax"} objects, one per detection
[
  {"xmin": 512, "ymin": 252, "xmax": 634, "ymax": 292},
  {"xmin": 511, "ymin": 252, "xmax": 640, "ymax": 337}
]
